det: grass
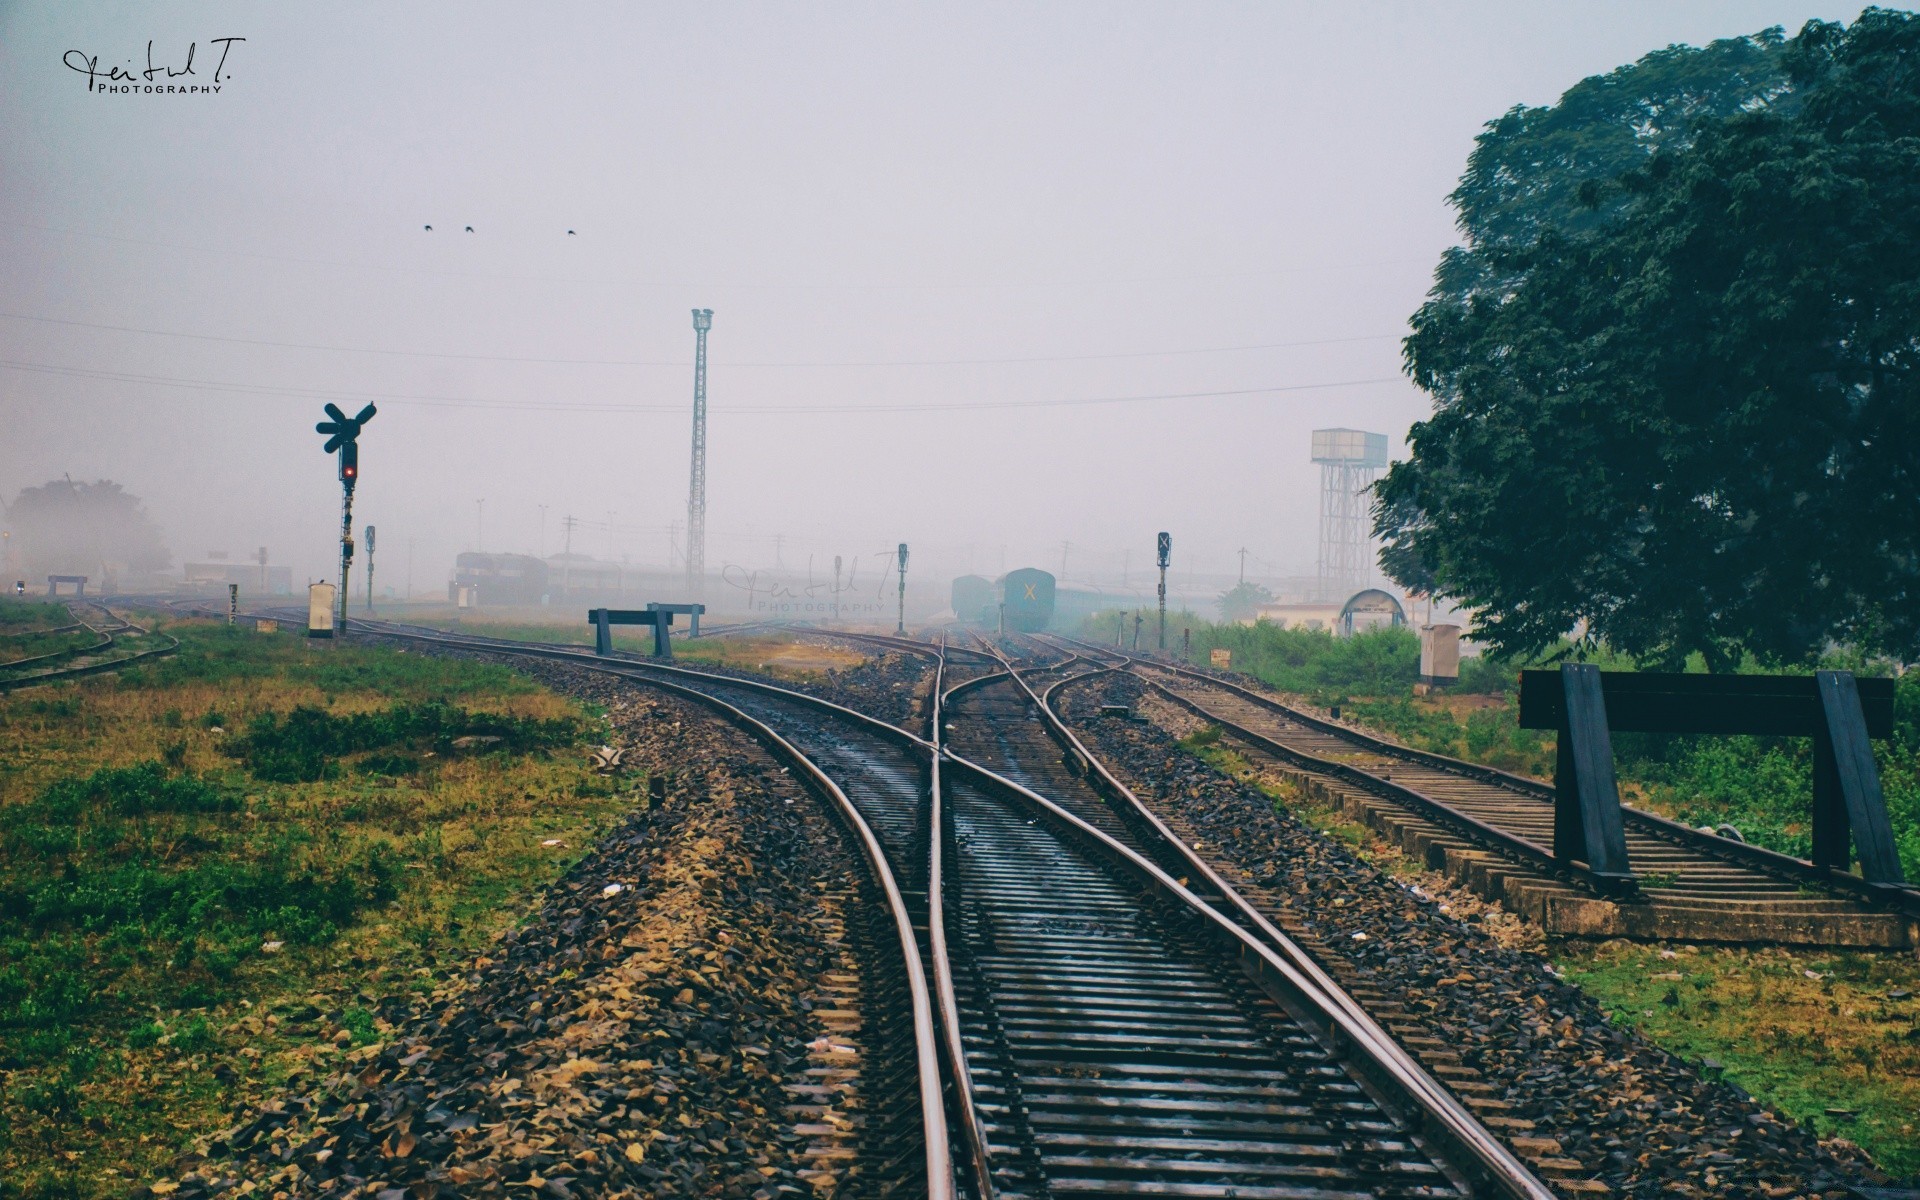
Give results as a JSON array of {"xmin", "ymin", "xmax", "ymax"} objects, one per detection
[
  {"xmin": 0, "ymin": 626, "xmax": 101, "ymax": 667},
  {"xmin": 0, "ymin": 612, "xmax": 639, "ymax": 1200},
  {"xmin": 0, "ymin": 600, "xmax": 72, "ymax": 632},
  {"xmin": 1555, "ymin": 941, "xmax": 1920, "ymax": 1174}
]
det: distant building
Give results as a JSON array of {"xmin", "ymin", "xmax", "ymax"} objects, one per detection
[
  {"xmin": 184, "ymin": 561, "xmax": 292, "ymax": 594},
  {"xmin": 1248, "ymin": 588, "xmax": 1407, "ymax": 636}
]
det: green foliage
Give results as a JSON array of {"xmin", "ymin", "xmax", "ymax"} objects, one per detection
[
  {"xmin": 229, "ymin": 700, "xmax": 579, "ymax": 783},
  {"xmin": 0, "ymin": 762, "xmax": 402, "ymax": 1041},
  {"xmin": 1127, "ymin": 609, "xmax": 1918, "ymax": 878},
  {"xmin": 1162, "ymin": 615, "xmax": 1421, "ymax": 700},
  {"xmin": 1381, "ymin": 11, "xmax": 1920, "ymax": 667},
  {"xmin": 1434, "ymin": 29, "xmax": 1789, "ymax": 304},
  {"xmin": 0, "ymin": 601, "xmax": 72, "ymax": 631},
  {"xmin": 1178, "ymin": 725, "xmax": 1223, "ymax": 750}
]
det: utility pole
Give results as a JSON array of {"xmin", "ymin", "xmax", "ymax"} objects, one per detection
[
  {"xmin": 1156, "ymin": 531, "xmax": 1171, "ymax": 653},
  {"xmin": 562, "ymin": 515, "xmax": 576, "ymax": 596},
  {"xmin": 1238, "ymin": 547, "xmax": 1248, "ymax": 585},
  {"xmin": 687, "ymin": 308, "xmax": 713, "ymax": 600},
  {"xmin": 538, "ymin": 505, "xmax": 548, "ymax": 558},
  {"xmin": 365, "ymin": 525, "xmax": 376, "ymax": 613},
  {"xmin": 258, "ymin": 546, "xmax": 268, "ymax": 593},
  {"xmin": 313, "ymin": 402, "xmax": 375, "ymax": 632},
  {"xmin": 1132, "ymin": 611, "xmax": 1143, "ymax": 652},
  {"xmin": 896, "ymin": 543, "xmax": 909, "ymax": 635}
]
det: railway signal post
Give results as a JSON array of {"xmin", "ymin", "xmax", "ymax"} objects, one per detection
[
  {"xmin": 896, "ymin": 542, "xmax": 909, "ymax": 635},
  {"xmin": 1156, "ymin": 531, "xmax": 1171, "ymax": 652},
  {"xmin": 314, "ymin": 402, "xmax": 376, "ymax": 631},
  {"xmin": 365, "ymin": 525, "xmax": 377, "ymax": 614}
]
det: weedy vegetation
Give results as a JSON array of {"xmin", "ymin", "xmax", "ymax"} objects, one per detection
[{"xmin": 0, "ymin": 612, "xmax": 637, "ymax": 1200}]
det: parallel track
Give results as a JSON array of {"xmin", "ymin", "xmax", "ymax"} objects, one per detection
[{"xmin": 1052, "ymin": 635, "xmax": 1920, "ymax": 944}]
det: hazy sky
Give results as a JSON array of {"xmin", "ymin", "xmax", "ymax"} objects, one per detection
[{"xmin": 0, "ymin": 2, "xmax": 1865, "ymax": 598}]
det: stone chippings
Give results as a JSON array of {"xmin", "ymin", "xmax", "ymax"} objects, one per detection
[
  {"xmin": 1061, "ymin": 674, "xmax": 1883, "ymax": 1200},
  {"xmin": 150, "ymin": 671, "xmax": 884, "ymax": 1200}
]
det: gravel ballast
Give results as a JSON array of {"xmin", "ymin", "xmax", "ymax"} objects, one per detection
[
  {"xmin": 152, "ymin": 658, "xmax": 918, "ymax": 1200},
  {"xmin": 1060, "ymin": 671, "xmax": 1884, "ymax": 1200}
]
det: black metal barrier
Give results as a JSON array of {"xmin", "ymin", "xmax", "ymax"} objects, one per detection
[
  {"xmin": 1519, "ymin": 666, "xmax": 1904, "ymax": 889},
  {"xmin": 588, "ymin": 603, "xmax": 705, "ymax": 658}
]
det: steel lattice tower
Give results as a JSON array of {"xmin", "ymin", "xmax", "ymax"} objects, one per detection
[
  {"xmin": 687, "ymin": 309, "xmax": 713, "ymax": 598},
  {"xmin": 1310, "ymin": 428, "xmax": 1388, "ymax": 602}
]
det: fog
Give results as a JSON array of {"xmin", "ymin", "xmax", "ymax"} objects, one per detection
[{"xmin": 0, "ymin": 2, "xmax": 1855, "ymax": 610}]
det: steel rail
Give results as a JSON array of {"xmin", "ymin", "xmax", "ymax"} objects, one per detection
[
  {"xmin": 338, "ymin": 618, "xmax": 958, "ymax": 1197},
  {"xmin": 1100, "ymin": 643, "xmax": 1920, "ymax": 918},
  {"xmin": 0, "ymin": 620, "xmax": 87, "ymax": 637},
  {"xmin": 795, "ymin": 626, "xmax": 998, "ymax": 664},
  {"xmin": 971, "ymin": 638, "xmax": 1556, "ymax": 1200},
  {"xmin": 926, "ymin": 640, "xmax": 998, "ymax": 1200},
  {"xmin": 1048, "ymin": 634, "xmax": 1619, "ymax": 894},
  {"xmin": 0, "ymin": 604, "xmax": 113, "ymax": 672},
  {"xmin": 0, "ymin": 602, "xmax": 179, "ymax": 691}
]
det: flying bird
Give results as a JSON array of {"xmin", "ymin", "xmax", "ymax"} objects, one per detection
[
  {"xmin": 465, "ymin": 225, "xmax": 474, "ymax": 233},
  {"xmin": 423, "ymin": 225, "xmax": 432, "ymax": 231},
  {"xmin": 567, "ymin": 229, "xmax": 576, "ymax": 236}
]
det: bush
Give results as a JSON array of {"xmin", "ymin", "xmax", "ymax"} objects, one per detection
[{"xmin": 229, "ymin": 700, "xmax": 578, "ymax": 783}]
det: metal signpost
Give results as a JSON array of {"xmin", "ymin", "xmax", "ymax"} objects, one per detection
[
  {"xmin": 314, "ymin": 403, "xmax": 376, "ymax": 631},
  {"xmin": 896, "ymin": 543, "xmax": 909, "ymax": 635},
  {"xmin": 365, "ymin": 525, "xmax": 377, "ymax": 614},
  {"xmin": 1156, "ymin": 531, "xmax": 1171, "ymax": 652},
  {"xmin": 228, "ymin": 583, "xmax": 238, "ymax": 625}
]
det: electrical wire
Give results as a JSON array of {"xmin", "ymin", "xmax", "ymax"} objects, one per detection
[
  {"xmin": 0, "ymin": 309, "xmax": 1401, "ymax": 368},
  {"xmin": 0, "ymin": 356, "xmax": 1404, "ymax": 414}
]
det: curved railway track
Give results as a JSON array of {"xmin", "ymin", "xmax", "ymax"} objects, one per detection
[
  {"xmin": 1048, "ymin": 635, "xmax": 1919, "ymax": 948},
  {"xmin": 0, "ymin": 599, "xmax": 179, "ymax": 691},
  {"xmin": 336, "ymin": 617, "xmax": 1551, "ymax": 1198}
]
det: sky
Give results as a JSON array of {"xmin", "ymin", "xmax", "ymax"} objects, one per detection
[{"xmin": 0, "ymin": 1, "xmax": 1867, "ymax": 604}]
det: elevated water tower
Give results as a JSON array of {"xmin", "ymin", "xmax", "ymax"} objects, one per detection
[{"xmin": 1311, "ymin": 428, "xmax": 1388, "ymax": 602}]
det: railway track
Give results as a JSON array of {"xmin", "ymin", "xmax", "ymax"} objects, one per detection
[
  {"xmin": 340, "ymin": 617, "xmax": 1552, "ymax": 1198},
  {"xmin": 0, "ymin": 598, "xmax": 179, "ymax": 691},
  {"xmin": 1050, "ymin": 636, "xmax": 1919, "ymax": 948},
  {"xmin": 336, "ymin": 616, "xmax": 956, "ymax": 1198}
]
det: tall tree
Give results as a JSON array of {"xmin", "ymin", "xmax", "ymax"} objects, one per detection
[
  {"xmin": 6, "ymin": 479, "xmax": 171, "ymax": 583},
  {"xmin": 1378, "ymin": 10, "xmax": 1920, "ymax": 668}
]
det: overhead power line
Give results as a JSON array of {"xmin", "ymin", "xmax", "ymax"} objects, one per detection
[
  {"xmin": 4, "ymin": 219, "xmax": 1430, "ymax": 292},
  {"xmin": 0, "ymin": 310, "xmax": 1401, "ymax": 368},
  {"xmin": 0, "ymin": 356, "xmax": 1403, "ymax": 415}
]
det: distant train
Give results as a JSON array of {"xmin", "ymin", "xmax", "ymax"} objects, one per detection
[
  {"xmin": 950, "ymin": 568, "xmax": 1148, "ymax": 632},
  {"xmin": 1000, "ymin": 568, "xmax": 1057, "ymax": 632},
  {"xmin": 950, "ymin": 575, "xmax": 995, "ymax": 624},
  {"xmin": 451, "ymin": 552, "xmax": 548, "ymax": 606}
]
